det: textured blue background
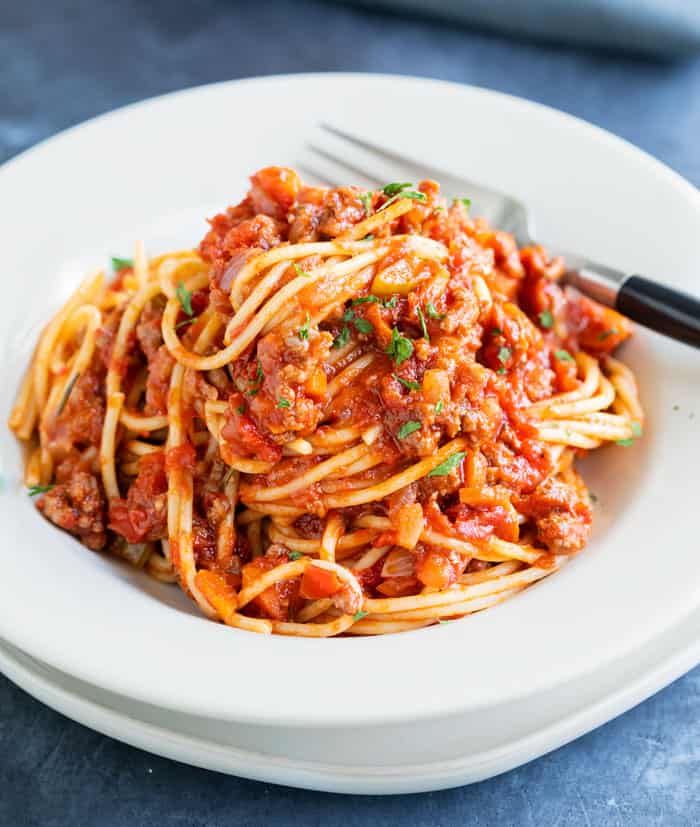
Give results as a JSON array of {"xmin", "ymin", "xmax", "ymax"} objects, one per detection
[{"xmin": 1, "ymin": 2, "xmax": 699, "ymax": 824}]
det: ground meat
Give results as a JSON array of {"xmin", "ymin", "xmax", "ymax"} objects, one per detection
[
  {"xmin": 38, "ymin": 471, "xmax": 107, "ymax": 550},
  {"xmin": 136, "ymin": 298, "xmax": 166, "ymax": 361},
  {"xmin": 144, "ymin": 345, "xmax": 174, "ymax": 415},
  {"xmin": 108, "ymin": 452, "xmax": 168, "ymax": 544},
  {"xmin": 49, "ymin": 370, "xmax": 105, "ymax": 457},
  {"xmin": 517, "ymin": 476, "xmax": 592, "ymax": 554}
]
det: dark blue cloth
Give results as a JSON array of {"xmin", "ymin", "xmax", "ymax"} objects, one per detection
[
  {"xmin": 344, "ymin": 0, "xmax": 700, "ymax": 57},
  {"xmin": 1, "ymin": 2, "xmax": 699, "ymax": 824}
]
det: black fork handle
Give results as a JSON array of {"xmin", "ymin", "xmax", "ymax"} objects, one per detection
[
  {"xmin": 565, "ymin": 266, "xmax": 700, "ymax": 349},
  {"xmin": 616, "ymin": 276, "xmax": 700, "ymax": 349}
]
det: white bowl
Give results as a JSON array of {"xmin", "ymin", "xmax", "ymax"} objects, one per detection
[{"xmin": 0, "ymin": 73, "xmax": 698, "ymax": 728}]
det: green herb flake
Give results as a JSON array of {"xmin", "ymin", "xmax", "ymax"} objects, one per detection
[
  {"xmin": 598, "ymin": 328, "xmax": 618, "ymax": 341},
  {"xmin": 176, "ymin": 282, "xmax": 194, "ymax": 316},
  {"xmin": 616, "ymin": 438, "xmax": 634, "ymax": 447},
  {"xmin": 382, "ymin": 182, "xmax": 413, "ymax": 196},
  {"xmin": 288, "ymin": 551, "xmax": 304, "ymax": 561},
  {"xmin": 497, "ymin": 367, "xmax": 507, "ymax": 375},
  {"xmin": 497, "ymin": 346, "xmax": 512, "ymax": 366},
  {"xmin": 28, "ymin": 484, "xmax": 54, "ymax": 497},
  {"xmin": 332, "ymin": 325, "xmax": 350, "ymax": 349},
  {"xmin": 236, "ymin": 404, "xmax": 246, "ymax": 415},
  {"xmin": 426, "ymin": 302, "xmax": 445, "ymax": 320},
  {"xmin": 394, "ymin": 374, "xmax": 421, "ymax": 391},
  {"xmin": 363, "ymin": 233, "xmax": 375, "ymax": 241},
  {"xmin": 247, "ymin": 389, "xmax": 259, "ymax": 397},
  {"xmin": 435, "ymin": 399, "xmax": 444, "ymax": 414},
  {"xmin": 298, "ymin": 312, "xmax": 311, "ymax": 341},
  {"xmin": 554, "ymin": 349, "xmax": 575, "ymax": 363},
  {"xmin": 386, "ymin": 327, "xmax": 414, "ymax": 366},
  {"xmin": 175, "ymin": 318, "xmax": 195, "ymax": 330},
  {"xmin": 352, "ymin": 610, "xmax": 368, "ymax": 622},
  {"xmin": 416, "ymin": 306, "xmax": 429, "ymax": 341},
  {"xmin": 427, "ymin": 451, "xmax": 467, "ymax": 477},
  {"xmin": 353, "ymin": 317, "xmax": 373, "ymax": 335},
  {"xmin": 383, "ymin": 296, "xmax": 398, "ymax": 309},
  {"xmin": 590, "ymin": 493, "xmax": 598, "ymax": 504},
  {"xmin": 491, "ymin": 327, "xmax": 503, "ymax": 337},
  {"xmin": 673, "ymin": 405, "xmax": 680, "ymax": 411},
  {"xmin": 351, "ymin": 295, "xmax": 380, "ymax": 306},
  {"xmin": 359, "ymin": 191, "xmax": 373, "ymax": 216},
  {"xmin": 397, "ymin": 420, "xmax": 421, "ymax": 439},
  {"xmin": 293, "ymin": 263, "xmax": 311, "ymax": 278},
  {"xmin": 342, "ymin": 309, "xmax": 355, "ymax": 323},
  {"xmin": 453, "ymin": 197, "xmax": 472, "ymax": 209},
  {"xmin": 438, "ymin": 619, "xmax": 452, "ymax": 625},
  {"xmin": 277, "ymin": 398, "xmax": 291, "ymax": 409},
  {"xmin": 57, "ymin": 372, "xmax": 80, "ymax": 416},
  {"xmin": 631, "ymin": 421, "xmax": 643, "ymax": 437},
  {"xmin": 111, "ymin": 256, "xmax": 133, "ymax": 271},
  {"xmin": 538, "ymin": 310, "xmax": 554, "ymax": 329}
]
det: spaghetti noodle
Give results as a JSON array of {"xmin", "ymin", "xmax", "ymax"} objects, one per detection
[{"xmin": 9, "ymin": 167, "xmax": 643, "ymax": 636}]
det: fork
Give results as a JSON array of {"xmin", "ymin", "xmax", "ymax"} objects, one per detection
[{"xmin": 303, "ymin": 124, "xmax": 700, "ymax": 349}]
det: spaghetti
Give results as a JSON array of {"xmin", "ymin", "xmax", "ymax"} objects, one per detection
[{"xmin": 9, "ymin": 167, "xmax": 643, "ymax": 636}]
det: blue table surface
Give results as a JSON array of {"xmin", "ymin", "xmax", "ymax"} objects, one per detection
[{"xmin": 2, "ymin": 2, "xmax": 699, "ymax": 824}]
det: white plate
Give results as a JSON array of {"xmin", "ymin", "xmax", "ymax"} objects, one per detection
[
  {"xmin": 2, "ymin": 602, "xmax": 699, "ymax": 794},
  {"xmin": 0, "ymin": 73, "xmax": 699, "ymax": 728}
]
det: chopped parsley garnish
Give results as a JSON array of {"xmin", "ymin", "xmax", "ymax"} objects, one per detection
[
  {"xmin": 277, "ymin": 398, "xmax": 291, "ymax": 409},
  {"xmin": 554, "ymin": 349, "xmax": 575, "ymax": 362},
  {"xmin": 382, "ymin": 182, "xmax": 413, "ymax": 196},
  {"xmin": 416, "ymin": 306, "xmax": 429, "ymax": 341},
  {"xmin": 435, "ymin": 400, "xmax": 444, "ymax": 414},
  {"xmin": 332, "ymin": 325, "xmax": 350, "ymax": 349},
  {"xmin": 176, "ymin": 282, "xmax": 193, "ymax": 316},
  {"xmin": 175, "ymin": 318, "xmax": 195, "ymax": 330},
  {"xmin": 57, "ymin": 372, "xmax": 79, "ymax": 416},
  {"xmin": 616, "ymin": 438, "xmax": 634, "ymax": 447},
  {"xmin": 298, "ymin": 312, "xmax": 310, "ymax": 340},
  {"xmin": 598, "ymin": 328, "xmax": 618, "ymax": 341},
  {"xmin": 497, "ymin": 368, "xmax": 506, "ymax": 375},
  {"xmin": 342, "ymin": 309, "xmax": 355, "ymax": 323},
  {"xmin": 631, "ymin": 421, "xmax": 643, "ymax": 437},
  {"xmin": 378, "ymin": 182, "xmax": 428, "ymax": 212},
  {"xmin": 111, "ymin": 256, "xmax": 133, "ymax": 271},
  {"xmin": 386, "ymin": 327, "xmax": 414, "ymax": 366},
  {"xmin": 288, "ymin": 551, "xmax": 304, "ymax": 561},
  {"xmin": 538, "ymin": 310, "xmax": 554, "ymax": 329},
  {"xmin": 497, "ymin": 346, "xmax": 512, "ymax": 366},
  {"xmin": 28, "ymin": 484, "xmax": 53, "ymax": 497},
  {"xmin": 353, "ymin": 317, "xmax": 373, "ymax": 334},
  {"xmin": 236, "ymin": 404, "xmax": 246, "ymax": 415},
  {"xmin": 426, "ymin": 302, "xmax": 445, "ymax": 320},
  {"xmin": 453, "ymin": 197, "xmax": 472, "ymax": 209},
  {"xmin": 247, "ymin": 360, "xmax": 264, "ymax": 395},
  {"xmin": 673, "ymin": 404, "xmax": 680, "ymax": 411},
  {"xmin": 351, "ymin": 295, "xmax": 380, "ymax": 306},
  {"xmin": 393, "ymin": 374, "xmax": 421, "ymax": 391},
  {"xmin": 438, "ymin": 619, "xmax": 452, "ymax": 624},
  {"xmin": 397, "ymin": 420, "xmax": 421, "ymax": 439},
  {"xmin": 428, "ymin": 451, "xmax": 467, "ymax": 477},
  {"xmin": 383, "ymin": 296, "xmax": 398, "ymax": 309},
  {"xmin": 352, "ymin": 610, "xmax": 368, "ymax": 621},
  {"xmin": 293, "ymin": 263, "xmax": 311, "ymax": 278},
  {"xmin": 359, "ymin": 191, "xmax": 373, "ymax": 216},
  {"xmin": 363, "ymin": 234, "xmax": 374, "ymax": 241},
  {"xmin": 491, "ymin": 327, "xmax": 503, "ymax": 337}
]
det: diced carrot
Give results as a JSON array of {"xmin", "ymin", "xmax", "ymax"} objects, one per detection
[
  {"xmin": 300, "ymin": 564, "xmax": 341, "ymax": 599},
  {"xmin": 422, "ymin": 369, "xmax": 450, "ymax": 404},
  {"xmin": 305, "ymin": 367, "xmax": 327, "ymax": 399},
  {"xmin": 395, "ymin": 503, "xmax": 424, "ymax": 549}
]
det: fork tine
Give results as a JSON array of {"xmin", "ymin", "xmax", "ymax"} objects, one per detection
[
  {"xmin": 306, "ymin": 144, "xmax": 384, "ymax": 188},
  {"xmin": 296, "ymin": 162, "xmax": 338, "ymax": 188},
  {"xmin": 319, "ymin": 122, "xmax": 510, "ymax": 205}
]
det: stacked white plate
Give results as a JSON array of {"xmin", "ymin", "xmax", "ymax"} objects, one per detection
[{"xmin": 1, "ymin": 74, "xmax": 698, "ymax": 794}]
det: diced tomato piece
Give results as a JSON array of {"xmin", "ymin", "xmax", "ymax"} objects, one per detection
[{"xmin": 300, "ymin": 564, "xmax": 341, "ymax": 599}]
